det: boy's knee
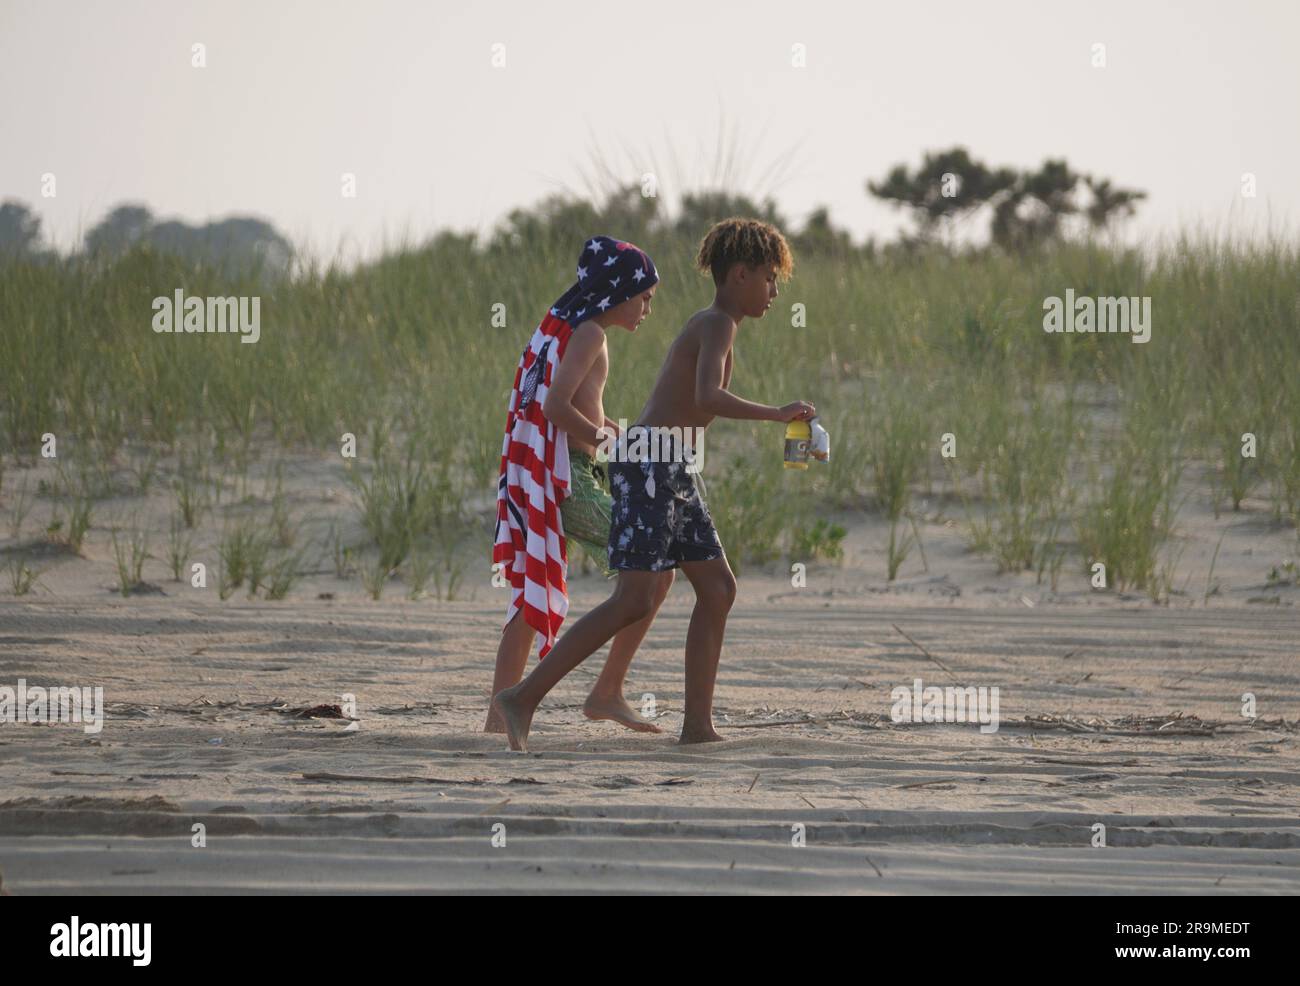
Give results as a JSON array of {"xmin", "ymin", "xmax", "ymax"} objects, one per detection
[
  {"xmin": 655, "ymin": 569, "xmax": 676, "ymax": 599},
  {"xmin": 698, "ymin": 571, "xmax": 737, "ymax": 611},
  {"xmin": 612, "ymin": 584, "xmax": 658, "ymax": 624},
  {"xmin": 720, "ymin": 574, "xmax": 737, "ymax": 610}
]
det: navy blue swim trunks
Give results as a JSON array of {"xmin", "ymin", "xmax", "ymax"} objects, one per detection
[{"xmin": 606, "ymin": 460, "xmax": 724, "ymax": 571}]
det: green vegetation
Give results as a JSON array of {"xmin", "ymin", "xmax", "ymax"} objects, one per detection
[{"xmin": 2, "ymin": 171, "xmax": 1297, "ymax": 596}]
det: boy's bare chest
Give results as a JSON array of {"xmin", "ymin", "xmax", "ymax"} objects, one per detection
[{"xmin": 574, "ymin": 343, "xmax": 609, "ymax": 397}]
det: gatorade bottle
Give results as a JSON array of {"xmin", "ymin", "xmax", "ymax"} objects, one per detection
[
  {"xmin": 809, "ymin": 416, "xmax": 830, "ymax": 462},
  {"xmin": 784, "ymin": 419, "xmax": 812, "ymax": 470}
]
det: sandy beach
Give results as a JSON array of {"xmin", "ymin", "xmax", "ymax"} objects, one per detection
[{"xmin": 3, "ymin": 496, "xmax": 1298, "ymax": 894}]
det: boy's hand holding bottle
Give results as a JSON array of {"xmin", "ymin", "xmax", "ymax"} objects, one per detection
[
  {"xmin": 775, "ymin": 401, "xmax": 816, "ymax": 422},
  {"xmin": 777, "ymin": 400, "xmax": 830, "ymax": 469}
]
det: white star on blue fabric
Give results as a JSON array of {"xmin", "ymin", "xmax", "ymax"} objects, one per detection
[
  {"xmin": 603, "ymin": 255, "xmax": 617, "ymax": 266},
  {"xmin": 577, "ymin": 266, "xmax": 587, "ymax": 280},
  {"xmin": 587, "ymin": 239, "xmax": 603, "ymax": 254},
  {"xmin": 575, "ymin": 308, "xmax": 585, "ymax": 318},
  {"xmin": 632, "ymin": 268, "xmax": 645, "ymax": 282},
  {"xmin": 610, "ymin": 277, "xmax": 620, "ymax": 288},
  {"xmin": 597, "ymin": 297, "xmax": 611, "ymax": 310}
]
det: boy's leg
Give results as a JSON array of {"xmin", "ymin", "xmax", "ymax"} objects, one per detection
[
  {"xmin": 483, "ymin": 609, "xmax": 535, "ymax": 733},
  {"xmin": 584, "ymin": 568, "xmax": 675, "ymax": 732},
  {"xmin": 675, "ymin": 555, "xmax": 737, "ymax": 744},
  {"xmin": 493, "ymin": 569, "xmax": 663, "ymax": 751}
]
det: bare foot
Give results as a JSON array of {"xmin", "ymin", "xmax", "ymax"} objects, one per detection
[
  {"xmin": 492, "ymin": 685, "xmax": 534, "ymax": 752},
  {"xmin": 483, "ymin": 710, "xmax": 506, "ymax": 734},
  {"xmin": 583, "ymin": 693, "xmax": 664, "ymax": 733},
  {"xmin": 678, "ymin": 722, "xmax": 724, "ymax": 745}
]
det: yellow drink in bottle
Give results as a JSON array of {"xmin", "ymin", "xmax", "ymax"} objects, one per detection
[{"xmin": 783, "ymin": 419, "xmax": 812, "ymax": 470}]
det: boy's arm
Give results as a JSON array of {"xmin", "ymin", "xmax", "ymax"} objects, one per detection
[
  {"xmin": 694, "ymin": 316, "xmax": 781, "ymax": 421},
  {"xmin": 541, "ymin": 322, "xmax": 606, "ymax": 446}
]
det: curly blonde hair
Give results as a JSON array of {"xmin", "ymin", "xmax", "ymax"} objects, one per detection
[{"xmin": 695, "ymin": 218, "xmax": 794, "ymax": 285}]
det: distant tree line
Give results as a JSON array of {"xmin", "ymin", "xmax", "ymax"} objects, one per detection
[
  {"xmin": 0, "ymin": 201, "xmax": 293, "ymax": 276},
  {"xmin": 0, "ymin": 146, "xmax": 1145, "ymax": 271},
  {"xmin": 868, "ymin": 146, "xmax": 1146, "ymax": 251},
  {"xmin": 389, "ymin": 146, "xmax": 1147, "ymax": 264}
]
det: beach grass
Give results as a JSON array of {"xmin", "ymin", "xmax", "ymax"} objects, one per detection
[{"xmin": 1, "ymin": 232, "xmax": 1297, "ymax": 597}]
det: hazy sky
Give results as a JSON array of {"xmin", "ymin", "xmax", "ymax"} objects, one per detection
[{"xmin": 3, "ymin": 0, "xmax": 1297, "ymax": 261}]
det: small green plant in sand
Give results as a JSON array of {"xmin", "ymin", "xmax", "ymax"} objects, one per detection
[
  {"xmin": 431, "ymin": 545, "xmax": 468, "ymax": 601},
  {"xmin": 328, "ymin": 520, "xmax": 354, "ymax": 578},
  {"xmin": 404, "ymin": 537, "xmax": 468, "ymax": 601},
  {"xmin": 266, "ymin": 464, "xmax": 298, "ymax": 549},
  {"xmin": 110, "ymin": 524, "xmax": 151, "ymax": 596},
  {"xmin": 1076, "ymin": 459, "xmax": 1180, "ymax": 595},
  {"xmin": 1207, "ymin": 419, "xmax": 1261, "ymax": 516},
  {"xmin": 6, "ymin": 479, "xmax": 32, "ymax": 540},
  {"xmin": 406, "ymin": 545, "xmax": 435, "ymax": 600},
  {"xmin": 869, "ymin": 383, "xmax": 925, "ymax": 523},
  {"xmin": 1266, "ymin": 560, "xmax": 1298, "ymax": 587},
  {"xmin": 265, "ymin": 544, "xmax": 307, "ymax": 600},
  {"xmin": 128, "ymin": 447, "xmax": 159, "ymax": 496},
  {"xmin": 47, "ymin": 490, "xmax": 94, "ymax": 554},
  {"xmin": 6, "ymin": 555, "xmax": 40, "ymax": 596},
  {"xmin": 885, "ymin": 515, "xmax": 928, "ymax": 582},
  {"xmin": 347, "ymin": 442, "xmax": 466, "ymax": 574},
  {"xmin": 217, "ymin": 520, "xmax": 262, "ymax": 599},
  {"xmin": 706, "ymin": 454, "xmax": 787, "ymax": 576},
  {"xmin": 790, "ymin": 517, "xmax": 847, "ymax": 562},
  {"xmin": 867, "ymin": 378, "xmax": 929, "ymax": 581},
  {"xmin": 954, "ymin": 390, "xmax": 1077, "ymax": 578},
  {"xmin": 359, "ymin": 553, "xmax": 391, "ymax": 600},
  {"xmin": 165, "ymin": 513, "xmax": 193, "ymax": 581},
  {"xmin": 1269, "ymin": 400, "xmax": 1300, "ymax": 527},
  {"xmin": 173, "ymin": 462, "xmax": 210, "ymax": 529}
]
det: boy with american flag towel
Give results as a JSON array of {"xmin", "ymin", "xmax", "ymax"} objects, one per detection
[{"xmin": 488, "ymin": 235, "xmax": 671, "ymax": 734}]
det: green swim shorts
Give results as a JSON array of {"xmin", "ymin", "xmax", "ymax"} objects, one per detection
[{"xmin": 562, "ymin": 449, "xmax": 617, "ymax": 578}]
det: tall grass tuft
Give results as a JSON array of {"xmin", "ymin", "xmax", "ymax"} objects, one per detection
[
  {"xmin": 110, "ymin": 523, "xmax": 150, "ymax": 596},
  {"xmin": 6, "ymin": 555, "xmax": 40, "ymax": 596},
  {"xmin": 165, "ymin": 513, "xmax": 193, "ymax": 581},
  {"xmin": 956, "ymin": 385, "xmax": 1078, "ymax": 575},
  {"xmin": 347, "ymin": 439, "xmax": 465, "ymax": 574},
  {"xmin": 6, "ymin": 479, "xmax": 32, "ymax": 540},
  {"xmin": 217, "ymin": 520, "xmax": 261, "ymax": 599},
  {"xmin": 1076, "ymin": 434, "xmax": 1181, "ymax": 595}
]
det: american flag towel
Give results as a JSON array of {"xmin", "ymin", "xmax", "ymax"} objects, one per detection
[
  {"xmin": 492, "ymin": 235, "xmax": 659, "ymax": 657},
  {"xmin": 493, "ymin": 313, "xmax": 575, "ymax": 656}
]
